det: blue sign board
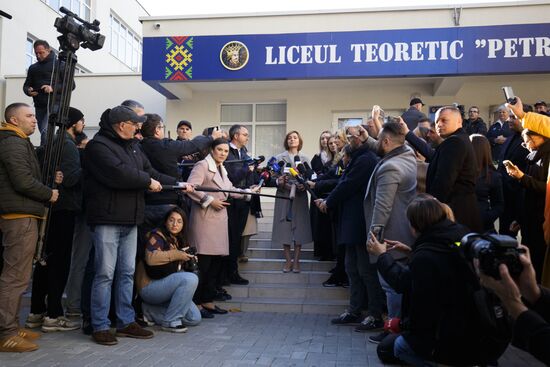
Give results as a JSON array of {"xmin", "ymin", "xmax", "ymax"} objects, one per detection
[{"xmin": 142, "ymin": 23, "xmax": 550, "ymax": 97}]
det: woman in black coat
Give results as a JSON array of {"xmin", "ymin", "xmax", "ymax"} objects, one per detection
[
  {"xmin": 505, "ymin": 129, "xmax": 550, "ymax": 282},
  {"xmin": 470, "ymin": 134, "xmax": 504, "ymax": 233}
]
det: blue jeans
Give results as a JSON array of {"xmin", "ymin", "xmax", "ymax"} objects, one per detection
[
  {"xmin": 378, "ymin": 271, "xmax": 402, "ymax": 318},
  {"xmin": 90, "ymin": 225, "xmax": 137, "ymax": 332},
  {"xmin": 394, "ymin": 336, "xmax": 437, "ymax": 367},
  {"xmin": 141, "ymin": 272, "xmax": 200, "ymax": 327}
]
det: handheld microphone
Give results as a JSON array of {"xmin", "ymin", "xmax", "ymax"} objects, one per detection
[
  {"xmin": 258, "ymin": 170, "xmax": 271, "ymax": 187},
  {"xmin": 303, "ymin": 162, "xmax": 315, "ymax": 180},
  {"xmin": 283, "ymin": 162, "xmax": 291, "ymax": 174},
  {"xmin": 289, "ymin": 168, "xmax": 318, "ymax": 200},
  {"xmin": 293, "ymin": 155, "xmax": 301, "ymax": 168}
]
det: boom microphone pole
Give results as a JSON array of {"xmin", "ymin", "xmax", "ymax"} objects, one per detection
[{"xmin": 161, "ymin": 185, "xmax": 291, "ymax": 200}]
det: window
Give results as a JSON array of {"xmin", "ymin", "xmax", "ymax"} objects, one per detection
[
  {"xmin": 220, "ymin": 103, "xmax": 287, "ymax": 158},
  {"xmin": 110, "ymin": 13, "xmax": 142, "ymax": 71},
  {"xmin": 42, "ymin": 0, "xmax": 91, "ymax": 21},
  {"xmin": 26, "ymin": 37, "xmax": 37, "ymax": 69}
]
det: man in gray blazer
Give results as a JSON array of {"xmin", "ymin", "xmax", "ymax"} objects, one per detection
[{"xmin": 362, "ymin": 120, "xmax": 417, "ymax": 341}]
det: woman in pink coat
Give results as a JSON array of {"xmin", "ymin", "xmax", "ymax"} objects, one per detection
[{"xmin": 187, "ymin": 138, "xmax": 253, "ymax": 317}]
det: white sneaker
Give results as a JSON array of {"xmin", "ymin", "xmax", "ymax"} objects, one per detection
[
  {"xmin": 41, "ymin": 316, "xmax": 80, "ymax": 332},
  {"xmin": 24, "ymin": 313, "xmax": 45, "ymax": 329}
]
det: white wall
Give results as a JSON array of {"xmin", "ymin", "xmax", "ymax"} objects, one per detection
[
  {"xmin": 142, "ymin": 2, "xmax": 550, "ymax": 37},
  {"xmin": 4, "ymin": 73, "xmax": 166, "ymax": 145}
]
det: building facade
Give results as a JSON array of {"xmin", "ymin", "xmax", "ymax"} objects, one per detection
[{"xmin": 140, "ymin": 1, "xmax": 550, "ymax": 158}]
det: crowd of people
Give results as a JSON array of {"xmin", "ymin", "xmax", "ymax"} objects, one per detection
[
  {"xmin": 274, "ymin": 98, "xmax": 550, "ymax": 365},
  {"xmin": 0, "ymin": 39, "xmax": 548, "ymax": 366}
]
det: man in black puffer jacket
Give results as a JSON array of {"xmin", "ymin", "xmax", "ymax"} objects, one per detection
[{"xmin": 83, "ymin": 105, "xmax": 177, "ymax": 346}]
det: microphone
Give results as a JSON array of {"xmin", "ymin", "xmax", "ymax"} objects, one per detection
[
  {"xmin": 258, "ymin": 170, "xmax": 271, "ymax": 187},
  {"xmin": 289, "ymin": 167, "xmax": 318, "ymax": 199},
  {"xmin": 303, "ymin": 162, "xmax": 316, "ymax": 180},
  {"xmin": 283, "ymin": 162, "xmax": 291, "ymax": 174},
  {"xmin": 293, "ymin": 155, "xmax": 301, "ymax": 168},
  {"xmin": 243, "ymin": 155, "xmax": 265, "ymax": 166}
]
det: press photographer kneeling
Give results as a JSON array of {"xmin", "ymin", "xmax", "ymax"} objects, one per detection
[{"xmin": 367, "ymin": 194, "xmax": 513, "ymax": 366}]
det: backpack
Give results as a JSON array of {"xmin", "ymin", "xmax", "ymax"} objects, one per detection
[{"xmin": 416, "ymin": 243, "xmax": 512, "ymax": 365}]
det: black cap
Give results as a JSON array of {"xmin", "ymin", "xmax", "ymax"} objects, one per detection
[
  {"xmin": 108, "ymin": 105, "xmax": 146, "ymax": 125},
  {"xmin": 67, "ymin": 107, "xmax": 84, "ymax": 127},
  {"xmin": 177, "ymin": 120, "xmax": 192, "ymax": 130},
  {"xmin": 534, "ymin": 101, "xmax": 547, "ymax": 107},
  {"xmin": 410, "ymin": 98, "xmax": 424, "ymax": 106}
]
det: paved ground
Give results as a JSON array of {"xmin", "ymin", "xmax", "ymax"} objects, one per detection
[{"xmin": 1, "ymin": 308, "xmax": 544, "ymax": 367}]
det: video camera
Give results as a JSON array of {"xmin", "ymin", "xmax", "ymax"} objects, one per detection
[
  {"xmin": 55, "ymin": 6, "xmax": 105, "ymax": 52},
  {"xmin": 460, "ymin": 233, "xmax": 524, "ymax": 280}
]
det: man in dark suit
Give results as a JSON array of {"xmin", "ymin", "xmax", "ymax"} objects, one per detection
[
  {"xmin": 426, "ymin": 106, "xmax": 482, "ymax": 232},
  {"xmin": 497, "ymin": 114, "xmax": 529, "ymax": 236},
  {"xmin": 316, "ymin": 128, "xmax": 383, "ymax": 328},
  {"xmin": 401, "ymin": 98, "xmax": 428, "ymax": 131},
  {"xmin": 463, "ymin": 106, "xmax": 488, "ymax": 135},
  {"xmin": 224, "ymin": 125, "xmax": 254, "ymax": 285},
  {"xmin": 486, "ymin": 107, "xmax": 513, "ymax": 163}
]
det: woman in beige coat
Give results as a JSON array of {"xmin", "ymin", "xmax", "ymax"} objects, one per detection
[{"xmin": 187, "ymin": 138, "xmax": 253, "ymax": 316}]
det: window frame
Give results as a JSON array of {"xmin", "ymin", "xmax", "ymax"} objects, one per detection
[
  {"xmin": 109, "ymin": 12, "xmax": 142, "ymax": 72},
  {"xmin": 220, "ymin": 102, "xmax": 287, "ymax": 157}
]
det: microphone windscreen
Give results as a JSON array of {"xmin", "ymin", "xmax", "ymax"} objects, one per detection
[
  {"xmin": 280, "ymin": 161, "xmax": 288, "ymax": 167},
  {"xmin": 289, "ymin": 168, "xmax": 298, "ymax": 177},
  {"xmin": 297, "ymin": 164, "xmax": 306, "ymax": 175},
  {"xmin": 294, "ymin": 155, "xmax": 301, "ymax": 162},
  {"xmin": 257, "ymin": 155, "xmax": 265, "ymax": 163}
]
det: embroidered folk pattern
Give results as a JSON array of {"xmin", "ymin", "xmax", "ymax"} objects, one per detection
[{"xmin": 165, "ymin": 36, "xmax": 193, "ymax": 80}]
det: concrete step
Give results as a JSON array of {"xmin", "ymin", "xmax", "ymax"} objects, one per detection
[
  {"xmin": 238, "ymin": 258, "xmax": 334, "ymax": 272},
  {"xmin": 247, "ymin": 247, "xmax": 316, "ymax": 260},
  {"xmin": 248, "ymin": 238, "xmax": 314, "ymax": 250},
  {"xmin": 225, "ymin": 283, "xmax": 348, "ymax": 300},
  {"xmin": 224, "ymin": 297, "xmax": 348, "ymax": 315},
  {"xmin": 239, "ymin": 270, "xmax": 333, "ymax": 285}
]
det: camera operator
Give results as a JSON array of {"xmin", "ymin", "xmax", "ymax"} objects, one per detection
[
  {"xmin": 0, "ymin": 103, "xmax": 59, "ymax": 352},
  {"xmin": 23, "ymin": 40, "xmax": 75, "ymax": 146},
  {"xmin": 477, "ymin": 246, "xmax": 550, "ymax": 366}
]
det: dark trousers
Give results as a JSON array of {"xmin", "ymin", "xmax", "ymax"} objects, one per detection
[
  {"xmin": 31, "ymin": 210, "xmax": 75, "ymax": 318},
  {"xmin": 194, "ymin": 254, "xmax": 222, "ymax": 304},
  {"xmin": 226, "ymin": 200, "xmax": 249, "ymax": 276},
  {"xmin": 35, "ymin": 105, "xmax": 48, "ymax": 146},
  {"xmin": 345, "ymin": 243, "xmax": 385, "ymax": 318}
]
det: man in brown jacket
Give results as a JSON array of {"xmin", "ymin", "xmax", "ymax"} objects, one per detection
[{"xmin": 0, "ymin": 103, "xmax": 58, "ymax": 352}]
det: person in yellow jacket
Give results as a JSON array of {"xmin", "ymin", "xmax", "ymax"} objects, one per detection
[{"xmin": 508, "ymin": 97, "xmax": 550, "ymax": 287}]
